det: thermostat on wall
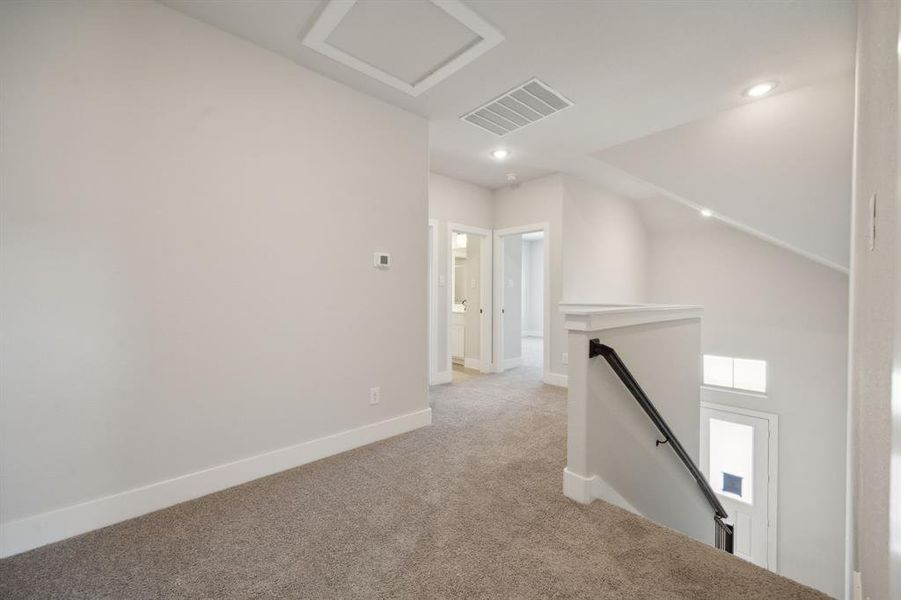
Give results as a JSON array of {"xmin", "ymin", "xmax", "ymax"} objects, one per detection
[{"xmin": 373, "ymin": 252, "xmax": 391, "ymax": 269}]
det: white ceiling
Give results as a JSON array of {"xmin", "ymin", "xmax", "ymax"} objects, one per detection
[
  {"xmin": 160, "ymin": 0, "xmax": 857, "ymax": 268},
  {"xmin": 597, "ymin": 76, "xmax": 854, "ymax": 270}
]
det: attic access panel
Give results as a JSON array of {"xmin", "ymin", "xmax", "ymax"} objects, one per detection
[{"xmin": 302, "ymin": 0, "xmax": 504, "ymax": 97}]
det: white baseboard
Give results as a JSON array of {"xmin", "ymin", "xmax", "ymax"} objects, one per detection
[
  {"xmin": 562, "ymin": 467, "xmax": 594, "ymax": 504},
  {"xmin": 502, "ymin": 356, "xmax": 523, "ymax": 370},
  {"xmin": 523, "ymin": 331, "xmax": 543, "ymax": 338},
  {"xmin": 430, "ymin": 370, "xmax": 452, "ymax": 385},
  {"xmin": 463, "ymin": 357, "xmax": 481, "ymax": 370},
  {"xmin": 562, "ymin": 467, "xmax": 640, "ymax": 515},
  {"xmin": 543, "ymin": 372, "xmax": 568, "ymax": 388},
  {"xmin": 0, "ymin": 408, "xmax": 432, "ymax": 558}
]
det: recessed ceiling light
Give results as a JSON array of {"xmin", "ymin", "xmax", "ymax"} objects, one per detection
[
  {"xmin": 744, "ymin": 81, "xmax": 777, "ymax": 98},
  {"xmin": 491, "ymin": 149, "xmax": 509, "ymax": 160},
  {"xmin": 700, "ymin": 209, "xmax": 713, "ymax": 218},
  {"xmin": 506, "ymin": 173, "xmax": 517, "ymax": 182}
]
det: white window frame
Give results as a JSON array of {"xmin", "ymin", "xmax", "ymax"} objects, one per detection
[{"xmin": 702, "ymin": 354, "xmax": 767, "ymax": 394}]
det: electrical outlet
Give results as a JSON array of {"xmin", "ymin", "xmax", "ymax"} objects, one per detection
[
  {"xmin": 562, "ymin": 352, "xmax": 568, "ymax": 365},
  {"xmin": 369, "ymin": 387, "xmax": 380, "ymax": 405}
]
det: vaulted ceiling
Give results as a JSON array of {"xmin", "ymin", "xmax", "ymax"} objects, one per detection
[{"xmin": 161, "ymin": 0, "xmax": 857, "ymax": 270}]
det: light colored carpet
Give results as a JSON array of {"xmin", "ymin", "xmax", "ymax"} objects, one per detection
[
  {"xmin": 0, "ymin": 341, "xmax": 827, "ymax": 599},
  {"xmin": 452, "ymin": 362, "xmax": 483, "ymax": 383}
]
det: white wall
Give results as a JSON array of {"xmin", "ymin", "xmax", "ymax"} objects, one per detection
[
  {"xmin": 503, "ymin": 235, "xmax": 522, "ymax": 361},
  {"xmin": 848, "ymin": 2, "xmax": 901, "ymax": 599},
  {"xmin": 522, "ymin": 238, "xmax": 544, "ymax": 337},
  {"xmin": 0, "ymin": 0, "xmax": 428, "ymax": 553},
  {"xmin": 493, "ymin": 174, "xmax": 649, "ymax": 381},
  {"xmin": 572, "ymin": 315, "xmax": 713, "ymax": 545},
  {"xmin": 647, "ymin": 221, "xmax": 848, "ymax": 598},
  {"xmin": 428, "ymin": 173, "xmax": 493, "ymax": 377},
  {"xmin": 562, "ymin": 176, "xmax": 647, "ymax": 304}
]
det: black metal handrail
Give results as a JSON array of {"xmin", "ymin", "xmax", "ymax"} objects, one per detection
[{"xmin": 589, "ymin": 339, "xmax": 734, "ymax": 553}]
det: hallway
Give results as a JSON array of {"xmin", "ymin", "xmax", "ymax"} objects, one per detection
[{"xmin": 1, "ymin": 369, "xmax": 825, "ymax": 599}]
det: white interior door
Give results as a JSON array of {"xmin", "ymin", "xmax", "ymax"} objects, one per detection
[
  {"xmin": 700, "ymin": 405, "xmax": 774, "ymax": 569},
  {"xmin": 447, "ymin": 224, "xmax": 492, "ymax": 375}
]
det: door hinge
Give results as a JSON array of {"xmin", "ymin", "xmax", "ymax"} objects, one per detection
[{"xmin": 870, "ymin": 193, "xmax": 877, "ymax": 251}]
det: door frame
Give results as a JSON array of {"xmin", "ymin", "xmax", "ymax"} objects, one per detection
[
  {"xmin": 447, "ymin": 223, "xmax": 493, "ymax": 374},
  {"xmin": 492, "ymin": 222, "xmax": 550, "ymax": 381},
  {"xmin": 700, "ymin": 401, "xmax": 779, "ymax": 571},
  {"xmin": 428, "ymin": 219, "xmax": 440, "ymax": 385}
]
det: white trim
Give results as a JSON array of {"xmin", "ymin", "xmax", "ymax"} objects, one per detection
[
  {"xmin": 446, "ymin": 223, "xmax": 493, "ymax": 378},
  {"xmin": 428, "ymin": 219, "xmax": 440, "ymax": 385},
  {"xmin": 0, "ymin": 408, "xmax": 432, "ymax": 558},
  {"xmin": 522, "ymin": 330, "xmax": 543, "ymax": 338},
  {"xmin": 493, "ymin": 223, "xmax": 550, "ymax": 381},
  {"xmin": 543, "ymin": 372, "xmax": 568, "ymax": 388},
  {"xmin": 562, "ymin": 467, "xmax": 594, "ymax": 504},
  {"xmin": 479, "ymin": 229, "xmax": 493, "ymax": 374},
  {"xmin": 502, "ymin": 356, "xmax": 523, "ymax": 370},
  {"xmin": 700, "ymin": 401, "xmax": 779, "ymax": 572},
  {"xmin": 700, "ymin": 384, "xmax": 767, "ymax": 401},
  {"xmin": 560, "ymin": 303, "xmax": 703, "ymax": 332},
  {"xmin": 431, "ymin": 370, "xmax": 452, "ymax": 385},
  {"xmin": 301, "ymin": 0, "xmax": 504, "ymax": 97},
  {"xmin": 463, "ymin": 357, "xmax": 481, "ymax": 370},
  {"xmin": 562, "ymin": 468, "xmax": 641, "ymax": 515}
]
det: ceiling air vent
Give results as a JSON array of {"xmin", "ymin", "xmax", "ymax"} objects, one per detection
[{"xmin": 461, "ymin": 78, "xmax": 573, "ymax": 136}]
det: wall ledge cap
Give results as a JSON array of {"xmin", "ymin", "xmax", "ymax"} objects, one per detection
[{"xmin": 558, "ymin": 303, "xmax": 703, "ymax": 332}]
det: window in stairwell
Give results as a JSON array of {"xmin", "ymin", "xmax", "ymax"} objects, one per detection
[
  {"xmin": 703, "ymin": 355, "xmax": 767, "ymax": 394},
  {"xmin": 703, "ymin": 355, "xmax": 734, "ymax": 388}
]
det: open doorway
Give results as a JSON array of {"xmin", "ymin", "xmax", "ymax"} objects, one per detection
[
  {"xmin": 448, "ymin": 223, "xmax": 492, "ymax": 382},
  {"xmin": 493, "ymin": 223, "xmax": 550, "ymax": 381}
]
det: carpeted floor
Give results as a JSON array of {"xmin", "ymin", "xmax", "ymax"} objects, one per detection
[{"xmin": 0, "ymin": 338, "xmax": 828, "ymax": 599}]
